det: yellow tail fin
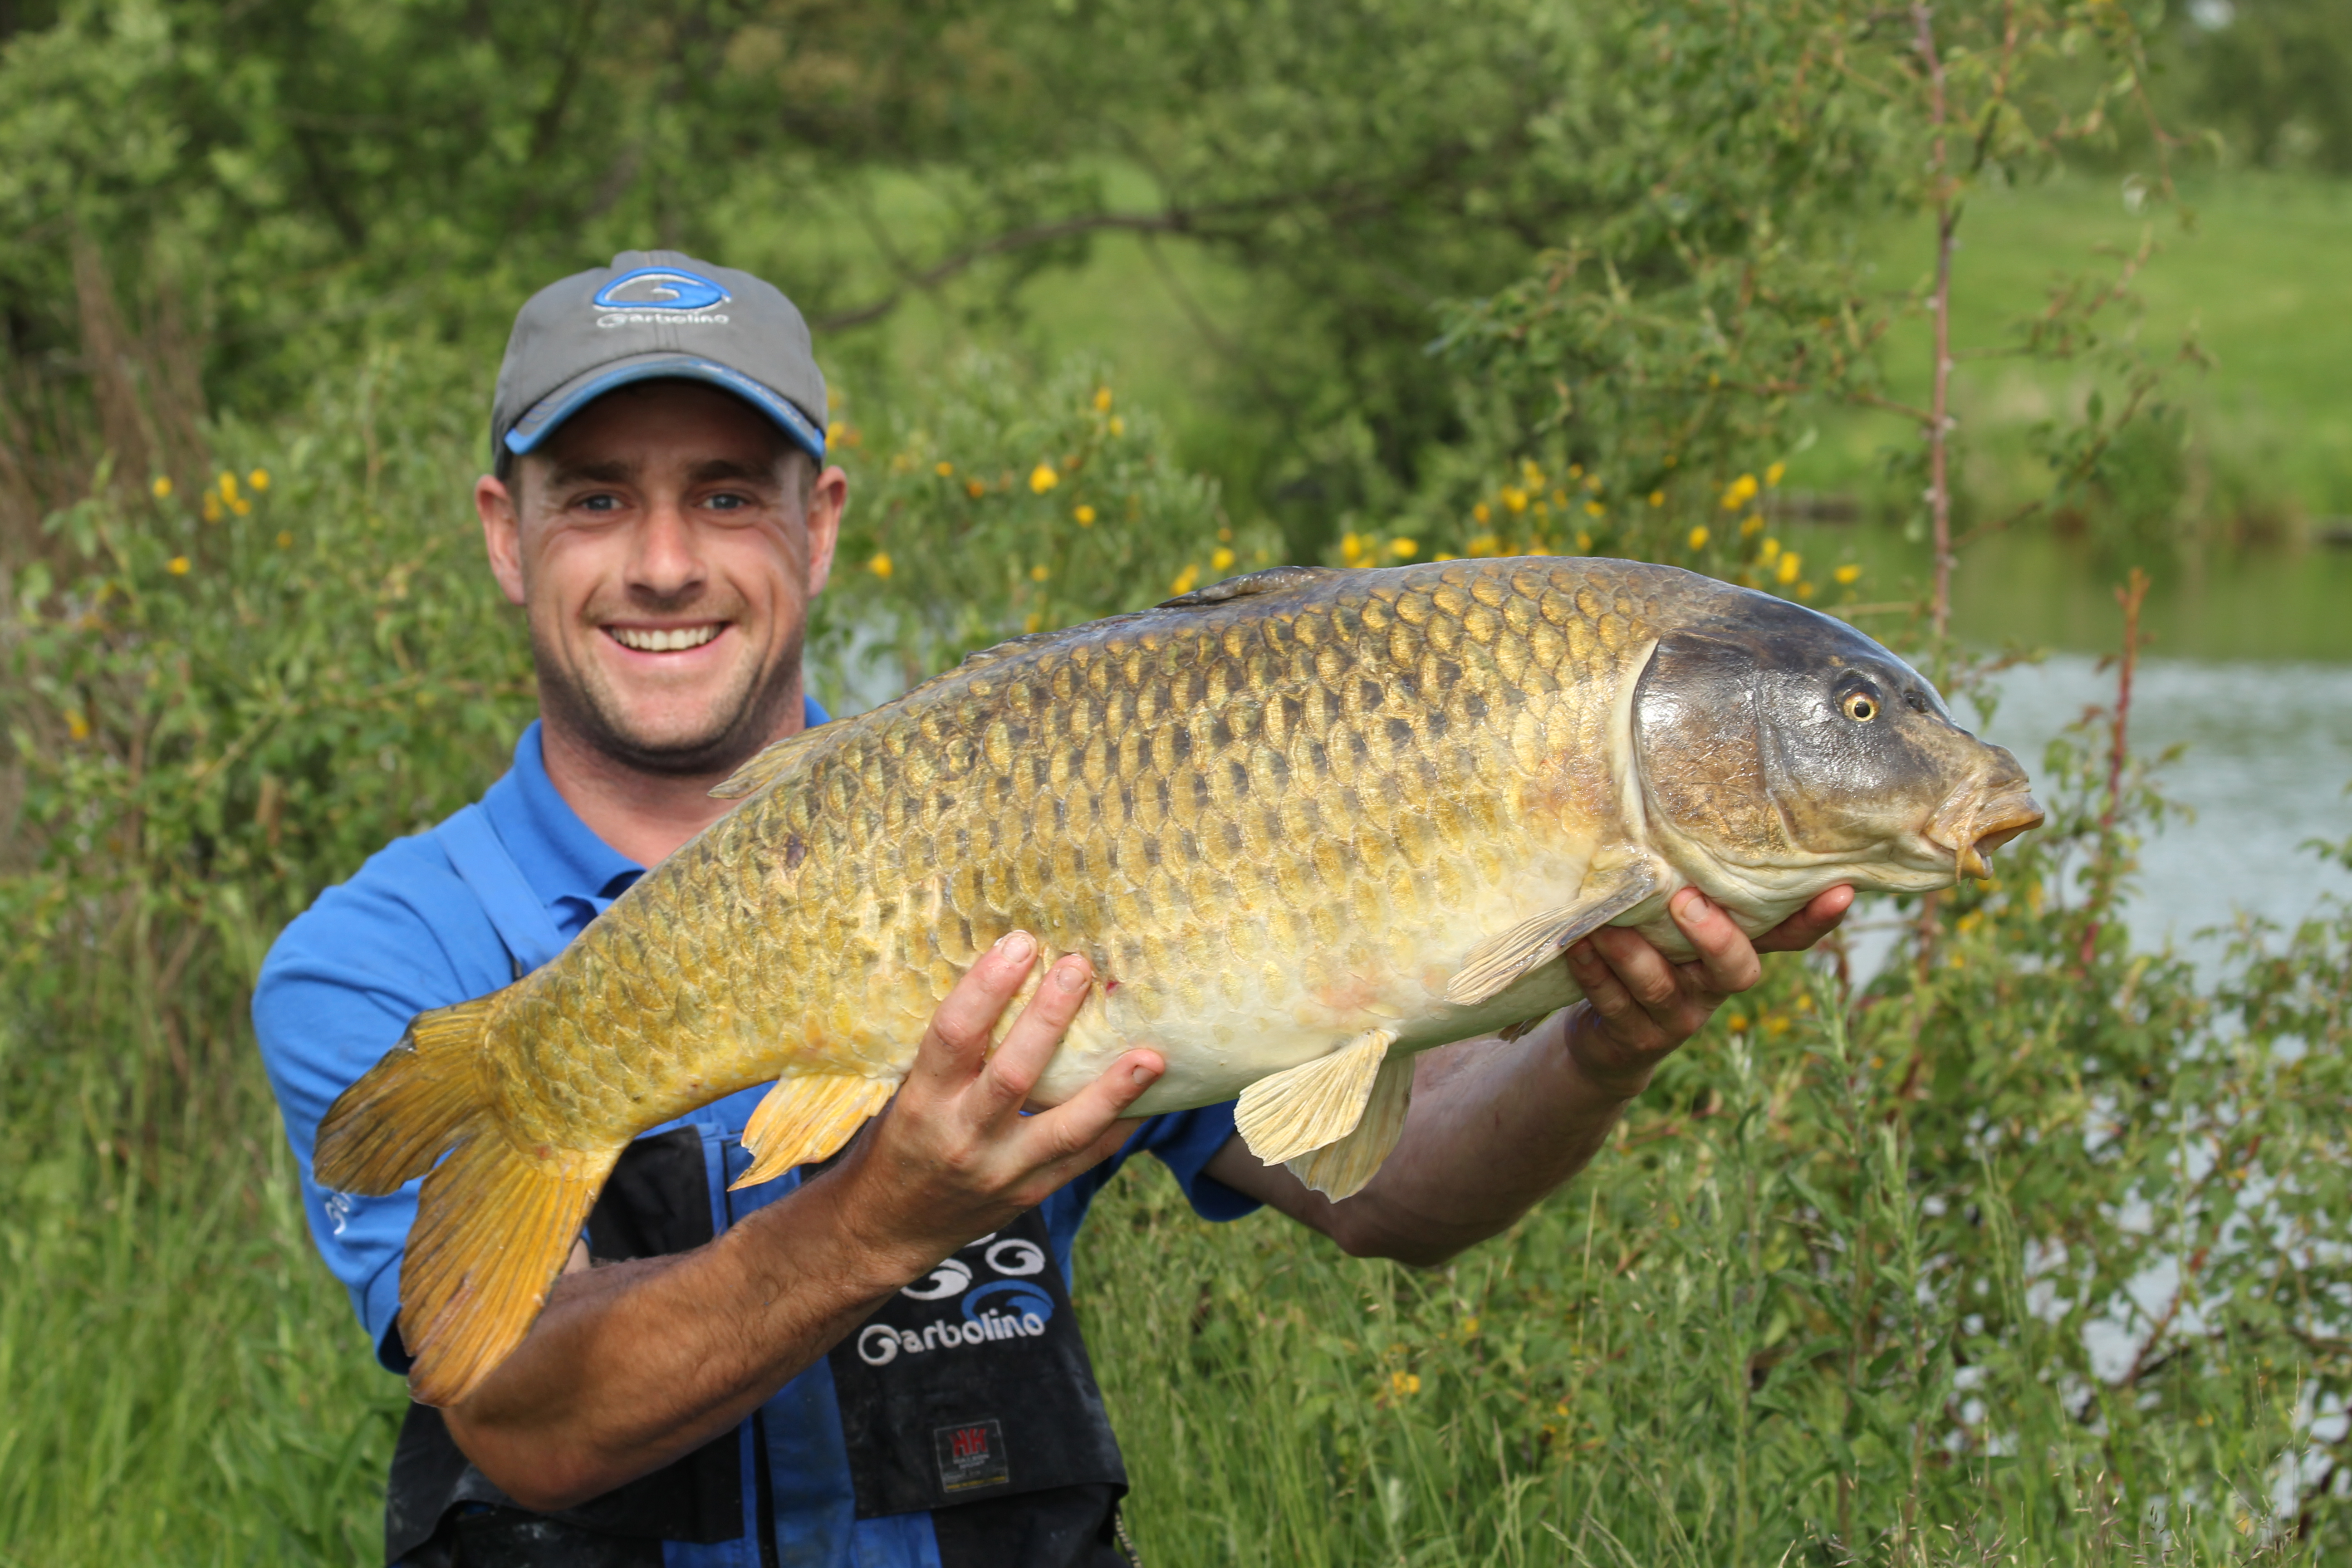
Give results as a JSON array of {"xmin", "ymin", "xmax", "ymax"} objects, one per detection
[
  {"xmin": 314, "ymin": 994, "xmax": 614, "ymax": 1407},
  {"xmin": 316, "ymin": 997, "xmax": 500, "ymax": 1195},
  {"xmin": 732, "ymin": 1073, "xmax": 897, "ymax": 1190}
]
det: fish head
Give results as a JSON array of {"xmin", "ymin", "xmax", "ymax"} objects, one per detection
[{"xmin": 1631, "ymin": 591, "xmax": 2044, "ymax": 902}]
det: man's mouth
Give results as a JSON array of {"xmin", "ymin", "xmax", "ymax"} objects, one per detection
[{"xmin": 606, "ymin": 622, "xmax": 726, "ymax": 654}]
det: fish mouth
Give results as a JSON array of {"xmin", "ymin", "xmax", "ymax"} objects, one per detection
[{"xmin": 1926, "ymin": 775, "xmax": 2046, "ymax": 880}]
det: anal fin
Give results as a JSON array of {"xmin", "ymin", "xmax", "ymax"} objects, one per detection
[
  {"xmin": 1446, "ymin": 864, "xmax": 1661, "ymax": 1007},
  {"xmin": 732, "ymin": 1073, "xmax": 898, "ymax": 1190},
  {"xmin": 1234, "ymin": 1028, "xmax": 1397, "ymax": 1168},
  {"xmin": 1285, "ymin": 1047, "xmax": 1415, "ymax": 1200}
]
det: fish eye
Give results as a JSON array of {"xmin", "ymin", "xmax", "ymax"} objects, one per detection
[{"xmin": 1841, "ymin": 688, "xmax": 1880, "ymax": 723}]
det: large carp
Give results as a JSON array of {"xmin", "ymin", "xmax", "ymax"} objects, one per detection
[{"xmin": 317, "ymin": 558, "xmax": 2041, "ymax": 1404}]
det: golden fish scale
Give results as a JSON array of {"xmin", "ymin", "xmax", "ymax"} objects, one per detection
[{"xmin": 486, "ymin": 559, "xmax": 1701, "ymax": 1152}]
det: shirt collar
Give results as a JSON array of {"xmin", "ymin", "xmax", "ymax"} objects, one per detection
[{"xmin": 479, "ymin": 696, "xmax": 831, "ymax": 906}]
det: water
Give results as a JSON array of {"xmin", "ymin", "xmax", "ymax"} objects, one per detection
[{"xmin": 1977, "ymin": 653, "xmax": 2352, "ymax": 960}]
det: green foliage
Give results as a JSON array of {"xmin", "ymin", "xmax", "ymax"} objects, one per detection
[{"xmin": 825, "ymin": 354, "xmax": 1276, "ymax": 692}]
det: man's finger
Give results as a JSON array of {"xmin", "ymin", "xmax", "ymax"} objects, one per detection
[
  {"xmin": 909, "ymin": 931, "xmax": 1038, "ymax": 1092},
  {"xmin": 1754, "ymin": 885, "xmax": 1855, "ymax": 954},
  {"xmin": 1014, "ymin": 1049, "xmax": 1166, "ymax": 1173},
  {"xmin": 1666, "ymin": 889, "xmax": 1764, "ymax": 995},
  {"xmin": 980, "ymin": 952, "xmax": 1095, "ymax": 1109},
  {"xmin": 1583, "ymin": 924, "xmax": 1689, "ymax": 1017}
]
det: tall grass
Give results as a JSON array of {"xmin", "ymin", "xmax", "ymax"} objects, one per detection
[{"xmin": 6, "ymin": 350, "xmax": 2352, "ymax": 1564}]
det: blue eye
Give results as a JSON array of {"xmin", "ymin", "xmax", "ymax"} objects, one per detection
[
  {"xmin": 579, "ymin": 493, "xmax": 620, "ymax": 512},
  {"xmin": 706, "ymin": 493, "xmax": 750, "ymax": 511}
]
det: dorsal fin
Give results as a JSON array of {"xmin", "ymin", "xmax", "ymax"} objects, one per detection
[
  {"xmin": 1157, "ymin": 564, "xmax": 1342, "ymax": 609},
  {"xmin": 709, "ymin": 725, "xmax": 827, "ymax": 800}
]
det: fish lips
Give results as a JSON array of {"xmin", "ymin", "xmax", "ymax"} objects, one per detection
[{"xmin": 1924, "ymin": 752, "xmax": 2045, "ymax": 879}]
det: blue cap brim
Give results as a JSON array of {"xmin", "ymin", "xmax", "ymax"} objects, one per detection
[{"xmin": 503, "ymin": 353, "xmax": 826, "ymax": 462}]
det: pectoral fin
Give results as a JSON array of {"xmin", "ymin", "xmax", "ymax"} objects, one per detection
[
  {"xmin": 732, "ymin": 1073, "xmax": 898, "ymax": 1190},
  {"xmin": 1446, "ymin": 864, "xmax": 1661, "ymax": 1007},
  {"xmin": 1234, "ymin": 1028, "xmax": 1397, "ymax": 1168},
  {"xmin": 1284, "ymin": 1047, "xmax": 1415, "ymax": 1200}
]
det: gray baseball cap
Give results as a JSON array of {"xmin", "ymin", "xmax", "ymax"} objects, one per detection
[{"xmin": 490, "ymin": 250, "xmax": 828, "ymax": 465}]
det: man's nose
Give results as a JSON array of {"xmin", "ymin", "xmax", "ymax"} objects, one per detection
[{"xmin": 629, "ymin": 496, "xmax": 706, "ymax": 598}]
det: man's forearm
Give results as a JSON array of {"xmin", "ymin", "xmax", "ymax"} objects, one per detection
[
  {"xmin": 1208, "ymin": 1005, "xmax": 1641, "ymax": 1268},
  {"xmin": 443, "ymin": 1159, "xmax": 912, "ymax": 1511}
]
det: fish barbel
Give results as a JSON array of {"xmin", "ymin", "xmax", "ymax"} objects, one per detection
[{"xmin": 316, "ymin": 558, "xmax": 2042, "ymax": 1403}]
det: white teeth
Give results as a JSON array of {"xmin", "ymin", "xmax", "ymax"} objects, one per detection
[{"xmin": 611, "ymin": 624, "xmax": 723, "ymax": 653}]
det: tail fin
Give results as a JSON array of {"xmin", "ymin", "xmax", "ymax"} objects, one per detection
[
  {"xmin": 316, "ymin": 998, "xmax": 499, "ymax": 1194},
  {"xmin": 314, "ymin": 995, "xmax": 613, "ymax": 1407},
  {"xmin": 732, "ymin": 1073, "xmax": 897, "ymax": 1190}
]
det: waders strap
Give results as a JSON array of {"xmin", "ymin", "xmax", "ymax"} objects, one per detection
[{"xmin": 434, "ymin": 804, "xmax": 568, "ymax": 977}]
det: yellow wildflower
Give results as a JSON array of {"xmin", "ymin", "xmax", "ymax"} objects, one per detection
[
  {"xmin": 1388, "ymin": 538, "xmax": 1416, "ymax": 559},
  {"xmin": 1093, "ymin": 387, "xmax": 1113, "ymax": 412},
  {"xmin": 1575, "ymin": 531, "xmax": 1593, "ymax": 552},
  {"xmin": 1340, "ymin": 533, "xmax": 1365, "ymax": 564},
  {"xmin": 1521, "ymin": 460, "xmax": 1545, "ymax": 486},
  {"xmin": 936, "ymin": 461, "xmax": 955, "ymax": 477},
  {"xmin": 1777, "ymin": 551, "xmax": 1802, "ymax": 585},
  {"xmin": 1029, "ymin": 463, "xmax": 1059, "ymax": 494},
  {"xmin": 1760, "ymin": 537, "xmax": 1780, "ymax": 562},
  {"xmin": 1834, "ymin": 563, "xmax": 1862, "ymax": 585},
  {"xmin": 230, "ymin": 498, "xmax": 251, "ymax": 516},
  {"xmin": 275, "ymin": 530, "xmax": 294, "ymax": 549},
  {"xmin": 66, "ymin": 709, "xmax": 91, "ymax": 741},
  {"xmin": 1740, "ymin": 514, "xmax": 1764, "ymax": 537},
  {"xmin": 1582, "ymin": 473, "xmax": 1601, "ymax": 493},
  {"xmin": 1108, "ymin": 416, "xmax": 1124, "ymax": 437},
  {"xmin": 1567, "ymin": 463, "xmax": 1584, "ymax": 479},
  {"xmin": 1583, "ymin": 500, "xmax": 1605, "ymax": 518},
  {"xmin": 1211, "ymin": 546, "xmax": 1236, "ymax": 571},
  {"xmin": 248, "ymin": 468, "xmax": 270, "ymax": 492},
  {"xmin": 1390, "ymin": 1371, "xmax": 1422, "ymax": 1397},
  {"xmin": 1686, "ymin": 526, "xmax": 1710, "ymax": 551},
  {"xmin": 1073, "ymin": 505, "xmax": 1097, "ymax": 526},
  {"xmin": 1501, "ymin": 486, "xmax": 1529, "ymax": 514},
  {"xmin": 1720, "ymin": 473, "xmax": 1758, "ymax": 510},
  {"xmin": 1764, "ymin": 461, "xmax": 1786, "ymax": 488},
  {"xmin": 218, "ymin": 471, "xmax": 239, "ymax": 502},
  {"xmin": 167, "ymin": 555, "xmax": 191, "ymax": 576},
  {"xmin": 1472, "ymin": 501, "xmax": 1491, "ymax": 524},
  {"xmin": 151, "ymin": 475, "xmax": 173, "ymax": 500},
  {"xmin": 868, "ymin": 552, "xmax": 894, "ymax": 579},
  {"xmin": 1030, "ymin": 564, "xmax": 1050, "ymax": 583},
  {"xmin": 1024, "ymin": 612, "xmax": 1043, "ymax": 633},
  {"xmin": 965, "ymin": 479, "xmax": 986, "ymax": 499},
  {"xmin": 1797, "ymin": 581, "xmax": 1814, "ymax": 599},
  {"xmin": 1726, "ymin": 1012, "xmax": 1749, "ymax": 1033},
  {"xmin": 1648, "ymin": 490, "xmax": 1664, "ymax": 507},
  {"xmin": 1663, "ymin": 453, "xmax": 1678, "ymax": 468},
  {"xmin": 202, "ymin": 494, "xmax": 221, "ymax": 524},
  {"xmin": 1171, "ymin": 562, "xmax": 1200, "ymax": 595}
]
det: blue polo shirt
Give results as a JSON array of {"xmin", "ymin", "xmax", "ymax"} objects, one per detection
[{"xmin": 254, "ymin": 712, "xmax": 1255, "ymax": 1567}]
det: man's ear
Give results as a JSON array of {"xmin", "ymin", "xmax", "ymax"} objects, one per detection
[
  {"xmin": 802, "ymin": 463, "xmax": 848, "ymax": 598},
  {"xmin": 476, "ymin": 473, "xmax": 527, "ymax": 607}
]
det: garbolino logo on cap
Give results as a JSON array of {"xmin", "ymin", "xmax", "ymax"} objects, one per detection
[{"xmin": 492, "ymin": 249, "xmax": 826, "ymax": 465}]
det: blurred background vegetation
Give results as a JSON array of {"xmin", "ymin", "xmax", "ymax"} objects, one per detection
[{"xmin": 5, "ymin": 0, "xmax": 2352, "ymax": 1562}]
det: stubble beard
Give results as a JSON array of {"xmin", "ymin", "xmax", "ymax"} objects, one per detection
[{"xmin": 532, "ymin": 621, "xmax": 805, "ymax": 780}]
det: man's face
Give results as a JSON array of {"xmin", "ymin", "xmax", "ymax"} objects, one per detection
[{"xmin": 475, "ymin": 381, "xmax": 845, "ymax": 776}]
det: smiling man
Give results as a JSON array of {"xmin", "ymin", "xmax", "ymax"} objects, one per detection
[{"xmin": 255, "ymin": 250, "xmax": 1850, "ymax": 1568}]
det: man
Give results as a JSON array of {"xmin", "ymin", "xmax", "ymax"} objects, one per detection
[{"xmin": 256, "ymin": 250, "xmax": 1852, "ymax": 1568}]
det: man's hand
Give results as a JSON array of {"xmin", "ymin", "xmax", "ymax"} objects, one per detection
[
  {"xmin": 1560, "ymin": 885, "xmax": 1854, "ymax": 1098},
  {"xmin": 832, "ymin": 931, "xmax": 1165, "ymax": 1278}
]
